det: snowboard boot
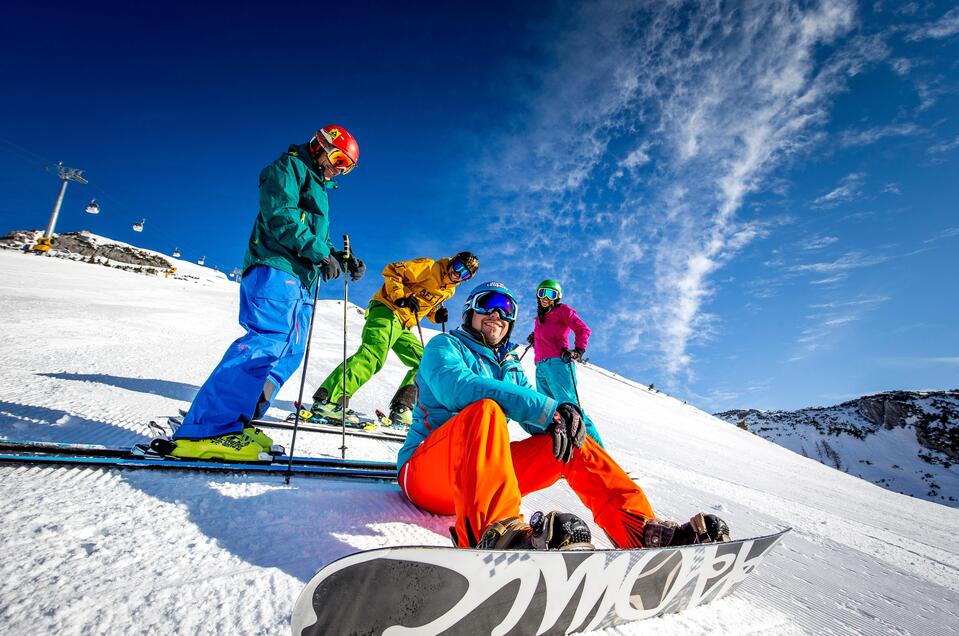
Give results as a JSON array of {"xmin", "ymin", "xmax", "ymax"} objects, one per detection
[
  {"xmin": 387, "ymin": 384, "xmax": 418, "ymax": 427},
  {"xmin": 643, "ymin": 513, "xmax": 731, "ymax": 548},
  {"xmin": 170, "ymin": 431, "xmax": 271, "ymax": 462},
  {"xmin": 476, "ymin": 511, "xmax": 594, "ymax": 550}
]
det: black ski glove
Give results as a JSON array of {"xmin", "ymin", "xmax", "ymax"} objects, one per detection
[
  {"xmin": 548, "ymin": 402, "xmax": 585, "ymax": 463},
  {"xmin": 561, "ymin": 348, "xmax": 585, "ymax": 363},
  {"xmin": 335, "ymin": 251, "xmax": 365, "ymax": 282},
  {"xmin": 434, "ymin": 306, "xmax": 449, "ymax": 324},
  {"xmin": 318, "ymin": 253, "xmax": 342, "ymax": 282},
  {"xmin": 349, "ymin": 258, "xmax": 366, "ymax": 281},
  {"xmin": 527, "ymin": 332, "xmax": 535, "ymax": 346},
  {"xmin": 395, "ymin": 296, "xmax": 421, "ymax": 313}
]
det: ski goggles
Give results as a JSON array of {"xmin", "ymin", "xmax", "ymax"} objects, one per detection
[
  {"xmin": 326, "ymin": 148, "xmax": 356, "ymax": 174},
  {"xmin": 450, "ymin": 260, "xmax": 473, "ymax": 281},
  {"xmin": 536, "ymin": 288, "xmax": 559, "ymax": 301},
  {"xmin": 467, "ymin": 291, "xmax": 517, "ymax": 321}
]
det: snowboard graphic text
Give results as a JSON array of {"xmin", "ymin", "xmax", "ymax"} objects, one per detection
[{"xmin": 292, "ymin": 529, "xmax": 788, "ymax": 635}]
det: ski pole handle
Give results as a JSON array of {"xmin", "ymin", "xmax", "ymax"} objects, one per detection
[{"xmin": 342, "ymin": 234, "xmax": 351, "ymax": 260}]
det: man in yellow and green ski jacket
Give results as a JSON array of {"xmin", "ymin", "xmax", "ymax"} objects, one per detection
[{"xmin": 309, "ymin": 251, "xmax": 479, "ymax": 425}]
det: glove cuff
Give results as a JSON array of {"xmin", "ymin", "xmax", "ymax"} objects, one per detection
[{"xmin": 559, "ymin": 402, "xmax": 582, "ymax": 417}]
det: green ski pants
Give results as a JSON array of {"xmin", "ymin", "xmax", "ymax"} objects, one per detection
[{"xmin": 317, "ymin": 301, "xmax": 423, "ymax": 404}]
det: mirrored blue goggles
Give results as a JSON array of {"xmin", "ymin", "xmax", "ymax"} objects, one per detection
[
  {"xmin": 469, "ymin": 291, "xmax": 517, "ymax": 321},
  {"xmin": 536, "ymin": 288, "xmax": 559, "ymax": 301},
  {"xmin": 451, "ymin": 260, "xmax": 473, "ymax": 281}
]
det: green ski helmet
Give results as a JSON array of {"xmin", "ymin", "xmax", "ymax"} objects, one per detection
[{"xmin": 536, "ymin": 279, "xmax": 563, "ymax": 302}]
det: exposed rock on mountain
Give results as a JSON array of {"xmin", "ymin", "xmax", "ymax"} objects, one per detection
[
  {"xmin": 715, "ymin": 390, "xmax": 958, "ymax": 507},
  {"xmin": 1, "ymin": 230, "xmax": 172, "ymax": 270}
]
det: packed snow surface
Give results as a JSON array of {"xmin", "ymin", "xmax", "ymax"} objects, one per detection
[{"xmin": 0, "ymin": 249, "xmax": 957, "ymax": 635}]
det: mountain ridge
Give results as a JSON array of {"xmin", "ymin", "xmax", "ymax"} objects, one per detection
[{"xmin": 715, "ymin": 389, "xmax": 958, "ymax": 506}]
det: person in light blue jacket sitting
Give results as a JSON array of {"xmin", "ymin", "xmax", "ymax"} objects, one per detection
[{"xmin": 396, "ymin": 281, "xmax": 728, "ymax": 551}]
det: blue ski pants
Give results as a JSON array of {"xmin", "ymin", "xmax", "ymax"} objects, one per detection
[
  {"xmin": 175, "ymin": 265, "xmax": 314, "ymax": 439},
  {"xmin": 535, "ymin": 357, "xmax": 604, "ymax": 447}
]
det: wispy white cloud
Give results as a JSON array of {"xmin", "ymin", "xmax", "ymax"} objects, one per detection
[
  {"xmin": 923, "ymin": 226, "xmax": 959, "ymax": 243},
  {"xmin": 928, "ymin": 357, "xmax": 959, "ymax": 365},
  {"xmin": 906, "ymin": 7, "xmax": 959, "ymax": 41},
  {"xmin": 896, "ymin": 3, "xmax": 920, "ymax": 17},
  {"xmin": 799, "ymin": 235, "xmax": 839, "ymax": 250},
  {"xmin": 790, "ymin": 251, "xmax": 889, "ymax": 273},
  {"xmin": 881, "ymin": 182, "xmax": 901, "ymax": 194},
  {"xmin": 788, "ymin": 295, "xmax": 890, "ymax": 361},
  {"xmin": 473, "ymin": 0, "xmax": 886, "ymax": 382},
  {"xmin": 928, "ymin": 135, "xmax": 959, "ymax": 155},
  {"xmin": 622, "ymin": 144, "xmax": 651, "ymax": 169},
  {"xmin": 810, "ymin": 296, "xmax": 891, "ymax": 309},
  {"xmin": 889, "ymin": 57, "xmax": 916, "ymax": 77},
  {"xmin": 810, "ymin": 274, "xmax": 847, "ymax": 285},
  {"xmin": 877, "ymin": 355, "xmax": 959, "ymax": 367},
  {"xmin": 812, "ymin": 172, "xmax": 866, "ymax": 207},
  {"xmin": 839, "ymin": 122, "xmax": 921, "ymax": 147},
  {"xmin": 608, "ymin": 143, "xmax": 652, "ymax": 186}
]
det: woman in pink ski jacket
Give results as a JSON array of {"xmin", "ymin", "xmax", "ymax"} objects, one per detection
[{"xmin": 527, "ymin": 279, "xmax": 603, "ymax": 446}]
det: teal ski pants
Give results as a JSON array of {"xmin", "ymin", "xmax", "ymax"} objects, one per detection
[{"xmin": 535, "ymin": 357, "xmax": 604, "ymax": 447}]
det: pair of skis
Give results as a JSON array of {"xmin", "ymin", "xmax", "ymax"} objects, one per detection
[
  {"xmin": 175, "ymin": 409, "xmax": 409, "ymax": 442},
  {"xmin": 0, "ymin": 438, "xmax": 397, "ymax": 480}
]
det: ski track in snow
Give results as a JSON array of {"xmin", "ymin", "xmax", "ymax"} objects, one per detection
[{"xmin": 1, "ymin": 249, "xmax": 958, "ymax": 635}]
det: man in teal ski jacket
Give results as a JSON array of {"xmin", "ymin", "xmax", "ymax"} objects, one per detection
[
  {"xmin": 398, "ymin": 281, "xmax": 731, "ymax": 552},
  {"xmin": 173, "ymin": 125, "xmax": 365, "ymax": 461}
]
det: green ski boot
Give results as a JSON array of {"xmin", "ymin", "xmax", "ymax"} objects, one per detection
[
  {"xmin": 243, "ymin": 425, "xmax": 283, "ymax": 455},
  {"xmin": 309, "ymin": 399, "xmax": 362, "ymax": 425},
  {"xmin": 171, "ymin": 431, "xmax": 270, "ymax": 462},
  {"xmin": 386, "ymin": 384, "xmax": 417, "ymax": 427},
  {"xmin": 387, "ymin": 405, "xmax": 413, "ymax": 427}
]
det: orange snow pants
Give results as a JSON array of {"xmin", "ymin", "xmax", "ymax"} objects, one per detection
[{"xmin": 399, "ymin": 398, "xmax": 656, "ymax": 548}]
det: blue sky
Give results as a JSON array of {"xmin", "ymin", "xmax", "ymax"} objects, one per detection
[{"xmin": 2, "ymin": 1, "xmax": 957, "ymax": 411}]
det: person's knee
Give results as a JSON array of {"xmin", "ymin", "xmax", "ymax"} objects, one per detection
[
  {"xmin": 355, "ymin": 344, "xmax": 388, "ymax": 371},
  {"xmin": 241, "ymin": 341, "xmax": 286, "ymax": 369},
  {"xmin": 463, "ymin": 398, "xmax": 506, "ymax": 422}
]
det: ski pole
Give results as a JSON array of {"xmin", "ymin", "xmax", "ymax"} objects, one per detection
[
  {"xmin": 340, "ymin": 234, "xmax": 351, "ymax": 460},
  {"xmin": 567, "ymin": 356, "xmax": 583, "ymax": 412},
  {"xmin": 518, "ymin": 343, "xmax": 533, "ymax": 362},
  {"xmin": 415, "ymin": 317, "xmax": 425, "ymax": 347},
  {"xmin": 440, "ymin": 303, "xmax": 446, "ymax": 334},
  {"xmin": 285, "ymin": 275, "xmax": 323, "ymax": 484}
]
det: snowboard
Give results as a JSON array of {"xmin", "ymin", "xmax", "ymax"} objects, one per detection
[{"xmin": 291, "ymin": 527, "xmax": 789, "ymax": 635}]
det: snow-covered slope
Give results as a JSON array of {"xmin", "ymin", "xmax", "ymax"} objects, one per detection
[
  {"xmin": 1, "ymin": 249, "xmax": 958, "ymax": 635},
  {"xmin": 715, "ymin": 393, "xmax": 959, "ymax": 508}
]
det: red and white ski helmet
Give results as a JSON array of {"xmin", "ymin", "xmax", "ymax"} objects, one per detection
[{"xmin": 317, "ymin": 125, "xmax": 360, "ymax": 165}]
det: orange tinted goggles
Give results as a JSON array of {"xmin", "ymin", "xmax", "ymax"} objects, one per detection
[{"xmin": 327, "ymin": 148, "xmax": 356, "ymax": 174}]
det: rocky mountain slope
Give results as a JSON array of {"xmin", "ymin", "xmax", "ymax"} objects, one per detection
[
  {"xmin": 715, "ymin": 390, "xmax": 958, "ymax": 507},
  {"xmin": 0, "ymin": 230, "xmax": 226, "ymax": 283}
]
